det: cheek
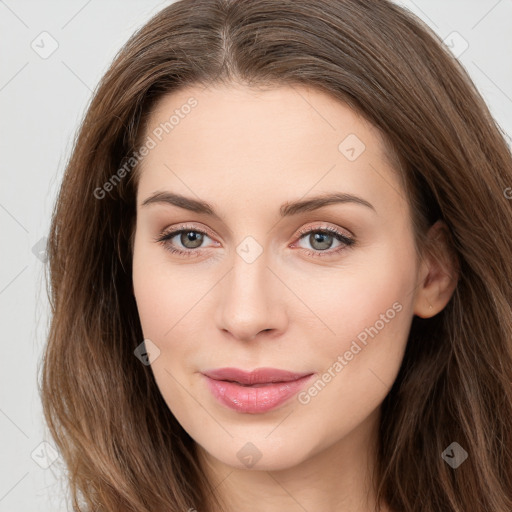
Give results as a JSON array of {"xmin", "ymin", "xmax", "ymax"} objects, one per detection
[
  {"xmin": 308, "ymin": 238, "xmax": 415, "ymax": 341},
  {"xmin": 132, "ymin": 268, "xmax": 171, "ymax": 340},
  {"xmin": 132, "ymin": 238, "xmax": 207, "ymax": 394},
  {"xmin": 132, "ymin": 236, "xmax": 195, "ymax": 339},
  {"xmin": 132, "ymin": 243, "xmax": 199, "ymax": 418},
  {"xmin": 299, "ymin": 240, "xmax": 417, "ymax": 411}
]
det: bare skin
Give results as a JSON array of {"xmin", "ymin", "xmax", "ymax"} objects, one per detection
[{"xmin": 131, "ymin": 83, "xmax": 458, "ymax": 512}]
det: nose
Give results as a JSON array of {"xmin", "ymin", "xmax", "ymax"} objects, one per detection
[{"xmin": 215, "ymin": 250, "xmax": 288, "ymax": 342}]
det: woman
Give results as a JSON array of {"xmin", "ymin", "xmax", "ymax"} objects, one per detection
[{"xmin": 40, "ymin": 0, "xmax": 512, "ymax": 511}]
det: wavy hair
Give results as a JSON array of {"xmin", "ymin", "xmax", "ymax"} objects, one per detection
[{"xmin": 40, "ymin": 0, "xmax": 512, "ymax": 510}]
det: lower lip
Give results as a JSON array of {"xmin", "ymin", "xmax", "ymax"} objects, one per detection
[{"xmin": 203, "ymin": 374, "xmax": 314, "ymax": 414}]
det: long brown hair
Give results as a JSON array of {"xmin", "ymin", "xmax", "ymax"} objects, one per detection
[{"xmin": 40, "ymin": 0, "xmax": 512, "ymax": 510}]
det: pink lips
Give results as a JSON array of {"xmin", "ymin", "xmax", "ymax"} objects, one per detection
[{"xmin": 202, "ymin": 367, "xmax": 314, "ymax": 414}]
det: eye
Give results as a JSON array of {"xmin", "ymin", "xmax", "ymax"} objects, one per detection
[
  {"xmin": 153, "ymin": 224, "xmax": 355, "ymax": 258},
  {"xmin": 294, "ymin": 226, "xmax": 355, "ymax": 257},
  {"xmin": 153, "ymin": 224, "xmax": 217, "ymax": 257}
]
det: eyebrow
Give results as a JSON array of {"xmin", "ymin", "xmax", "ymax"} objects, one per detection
[{"xmin": 140, "ymin": 191, "xmax": 376, "ymax": 218}]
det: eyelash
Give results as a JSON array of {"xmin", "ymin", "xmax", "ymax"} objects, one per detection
[{"xmin": 153, "ymin": 224, "xmax": 356, "ymax": 259}]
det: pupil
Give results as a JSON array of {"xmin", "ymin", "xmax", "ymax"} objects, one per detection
[
  {"xmin": 182, "ymin": 231, "xmax": 203, "ymax": 248},
  {"xmin": 312, "ymin": 232, "xmax": 332, "ymax": 250}
]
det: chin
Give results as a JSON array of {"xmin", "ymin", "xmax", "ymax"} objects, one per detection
[{"xmin": 200, "ymin": 434, "xmax": 314, "ymax": 472}]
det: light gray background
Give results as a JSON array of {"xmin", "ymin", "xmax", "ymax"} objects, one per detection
[{"xmin": 1, "ymin": 1, "xmax": 511, "ymax": 510}]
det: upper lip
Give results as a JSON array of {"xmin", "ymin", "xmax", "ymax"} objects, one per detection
[{"xmin": 202, "ymin": 367, "xmax": 313, "ymax": 385}]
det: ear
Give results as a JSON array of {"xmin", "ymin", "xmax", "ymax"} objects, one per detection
[{"xmin": 413, "ymin": 220, "xmax": 459, "ymax": 318}]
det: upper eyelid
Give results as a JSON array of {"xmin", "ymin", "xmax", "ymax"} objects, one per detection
[{"xmin": 163, "ymin": 223, "xmax": 216, "ymax": 240}]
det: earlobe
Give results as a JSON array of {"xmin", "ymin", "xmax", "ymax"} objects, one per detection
[{"xmin": 413, "ymin": 220, "xmax": 459, "ymax": 319}]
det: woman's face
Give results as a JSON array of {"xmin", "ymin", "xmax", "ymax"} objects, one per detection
[{"xmin": 132, "ymin": 83, "xmax": 426, "ymax": 471}]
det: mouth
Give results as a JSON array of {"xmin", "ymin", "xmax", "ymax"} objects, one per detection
[{"xmin": 201, "ymin": 367, "xmax": 315, "ymax": 414}]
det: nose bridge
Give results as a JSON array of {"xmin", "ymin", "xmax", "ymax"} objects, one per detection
[{"xmin": 216, "ymin": 239, "xmax": 284, "ymax": 340}]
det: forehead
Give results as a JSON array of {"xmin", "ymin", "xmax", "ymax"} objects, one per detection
[{"xmin": 136, "ymin": 84, "xmax": 407, "ymax": 217}]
